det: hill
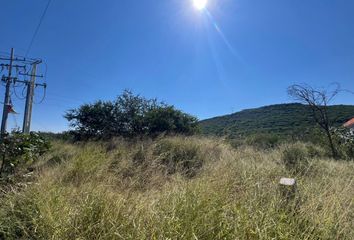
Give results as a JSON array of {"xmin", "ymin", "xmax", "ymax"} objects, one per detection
[{"xmin": 199, "ymin": 103, "xmax": 354, "ymax": 137}]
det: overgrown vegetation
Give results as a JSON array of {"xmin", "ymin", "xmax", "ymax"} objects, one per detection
[
  {"xmin": 281, "ymin": 143, "xmax": 313, "ymax": 175},
  {"xmin": 0, "ymin": 91, "xmax": 353, "ymax": 239},
  {"xmin": 0, "ymin": 132, "xmax": 50, "ymax": 178},
  {"xmin": 0, "ymin": 136, "xmax": 354, "ymax": 239},
  {"xmin": 65, "ymin": 90, "xmax": 199, "ymax": 140},
  {"xmin": 244, "ymin": 133, "xmax": 281, "ymax": 149},
  {"xmin": 332, "ymin": 127, "xmax": 354, "ymax": 160}
]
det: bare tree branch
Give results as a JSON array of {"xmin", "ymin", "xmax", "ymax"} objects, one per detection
[{"xmin": 287, "ymin": 83, "xmax": 341, "ymax": 158}]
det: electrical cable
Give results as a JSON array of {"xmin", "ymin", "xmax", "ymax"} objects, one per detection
[
  {"xmin": 11, "ymin": 71, "xmax": 27, "ymax": 100},
  {"xmin": 13, "ymin": 81, "xmax": 25, "ymax": 88},
  {"xmin": 13, "ymin": 84, "xmax": 27, "ymax": 100},
  {"xmin": 25, "ymin": 0, "xmax": 53, "ymax": 57},
  {"xmin": 34, "ymin": 85, "xmax": 47, "ymax": 104},
  {"xmin": 22, "ymin": 86, "xmax": 27, "ymax": 98}
]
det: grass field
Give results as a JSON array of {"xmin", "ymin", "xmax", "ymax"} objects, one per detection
[{"xmin": 0, "ymin": 136, "xmax": 353, "ymax": 239}]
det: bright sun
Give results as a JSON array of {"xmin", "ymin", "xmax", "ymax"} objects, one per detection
[{"xmin": 193, "ymin": 0, "xmax": 207, "ymax": 10}]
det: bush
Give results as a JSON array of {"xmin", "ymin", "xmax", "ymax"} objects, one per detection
[
  {"xmin": 65, "ymin": 90, "xmax": 199, "ymax": 140},
  {"xmin": 38, "ymin": 131, "xmax": 74, "ymax": 142},
  {"xmin": 306, "ymin": 144, "xmax": 325, "ymax": 159},
  {"xmin": 0, "ymin": 131, "xmax": 51, "ymax": 177},
  {"xmin": 337, "ymin": 141, "xmax": 354, "ymax": 160},
  {"xmin": 332, "ymin": 127, "xmax": 354, "ymax": 160},
  {"xmin": 153, "ymin": 138, "xmax": 203, "ymax": 177},
  {"xmin": 245, "ymin": 133, "xmax": 280, "ymax": 149},
  {"xmin": 146, "ymin": 106, "xmax": 199, "ymax": 136},
  {"xmin": 282, "ymin": 144, "xmax": 311, "ymax": 175},
  {"xmin": 227, "ymin": 138, "xmax": 244, "ymax": 149}
]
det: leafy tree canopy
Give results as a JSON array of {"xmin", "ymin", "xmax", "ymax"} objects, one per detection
[{"xmin": 65, "ymin": 90, "xmax": 199, "ymax": 140}]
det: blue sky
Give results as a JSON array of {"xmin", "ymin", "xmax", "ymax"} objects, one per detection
[{"xmin": 0, "ymin": 0, "xmax": 353, "ymax": 132}]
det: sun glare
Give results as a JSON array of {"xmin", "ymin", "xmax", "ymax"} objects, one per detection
[{"xmin": 193, "ymin": 0, "xmax": 207, "ymax": 10}]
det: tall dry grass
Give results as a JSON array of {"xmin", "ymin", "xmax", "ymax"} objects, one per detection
[{"xmin": 0, "ymin": 136, "xmax": 353, "ymax": 239}]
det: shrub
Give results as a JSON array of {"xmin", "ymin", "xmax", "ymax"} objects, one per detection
[
  {"xmin": 337, "ymin": 141, "xmax": 354, "ymax": 160},
  {"xmin": 306, "ymin": 144, "xmax": 325, "ymax": 159},
  {"xmin": 145, "ymin": 106, "xmax": 199, "ymax": 136},
  {"xmin": 245, "ymin": 133, "xmax": 280, "ymax": 149},
  {"xmin": 38, "ymin": 131, "xmax": 74, "ymax": 142},
  {"xmin": 332, "ymin": 127, "xmax": 354, "ymax": 160},
  {"xmin": 227, "ymin": 138, "xmax": 244, "ymax": 149},
  {"xmin": 0, "ymin": 131, "xmax": 51, "ymax": 177},
  {"xmin": 281, "ymin": 144, "xmax": 311, "ymax": 175},
  {"xmin": 65, "ymin": 90, "xmax": 199, "ymax": 140},
  {"xmin": 344, "ymin": 143, "xmax": 354, "ymax": 159},
  {"xmin": 153, "ymin": 138, "xmax": 203, "ymax": 177}
]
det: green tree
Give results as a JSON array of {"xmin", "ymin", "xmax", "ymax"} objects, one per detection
[
  {"xmin": 65, "ymin": 100, "xmax": 115, "ymax": 139},
  {"xmin": 65, "ymin": 90, "xmax": 199, "ymax": 140},
  {"xmin": 146, "ymin": 105, "xmax": 199, "ymax": 136}
]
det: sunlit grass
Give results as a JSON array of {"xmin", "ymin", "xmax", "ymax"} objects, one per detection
[{"xmin": 0, "ymin": 137, "xmax": 353, "ymax": 239}]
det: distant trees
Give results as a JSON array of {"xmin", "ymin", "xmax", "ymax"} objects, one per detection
[
  {"xmin": 65, "ymin": 90, "xmax": 199, "ymax": 140},
  {"xmin": 287, "ymin": 83, "xmax": 340, "ymax": 158}
]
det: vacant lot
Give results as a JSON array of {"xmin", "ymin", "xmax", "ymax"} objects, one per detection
[{"xmin": 1, "ymin": 136, "xmax": 353, "ymax": 239}]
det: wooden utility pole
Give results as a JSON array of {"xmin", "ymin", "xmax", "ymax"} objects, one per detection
[{"xmin": 0, "ymin": 48, "xmax": 14, "ymax": 137}]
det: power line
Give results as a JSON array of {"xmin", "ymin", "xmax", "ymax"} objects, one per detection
[
  {"xmin": 25, "ymin": 0, "xmax": 53, "ymax": 57},
  {"xmin": 13, "ymin": 84, "xmax": 26, "ymax": 100},
  {"xmin": 34, "ymin": 85, "xmax": 47, "ymax": 104},
  {"xmin": 0, "ymin": 48, "xmax": 46, "ymax": 135}
]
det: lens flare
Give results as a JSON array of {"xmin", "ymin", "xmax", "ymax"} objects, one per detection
[{"xmin": 193, "ymin": 0, "xmax": 207, "ymax": 10}]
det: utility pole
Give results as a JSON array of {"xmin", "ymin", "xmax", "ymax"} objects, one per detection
[
  {"xmin": 22, "ymin": 62, "xmax": 45, "ymax": 134},
  {"xmin": 0, "ymin": 48, "xmax": 14, "ymax": 137},
  {"xmin": 22, "ymin": 64, "xmax": 36, "ymax": 134},
  {"xmin": 0, "ymin": 48, "xmax": 46, "ymax": 137}
]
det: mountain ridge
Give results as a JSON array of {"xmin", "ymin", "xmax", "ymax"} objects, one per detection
[{"xmin": 199, "ymin": 103, "xmax": 354, "ymax": 137}]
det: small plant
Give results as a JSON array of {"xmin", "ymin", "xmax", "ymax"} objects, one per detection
[{"xmin": 0, "ymin": 131, "xmax": 50, "ymax": 177}]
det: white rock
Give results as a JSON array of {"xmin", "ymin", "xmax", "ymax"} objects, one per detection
[{"xmin": 279, "ymin": 178, "xmax": 296, "ymax": 186}]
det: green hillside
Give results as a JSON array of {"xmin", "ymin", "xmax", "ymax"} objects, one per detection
[{"xmin": 199, "ymin": 103, "xmax": 354, "ymax": 137}]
